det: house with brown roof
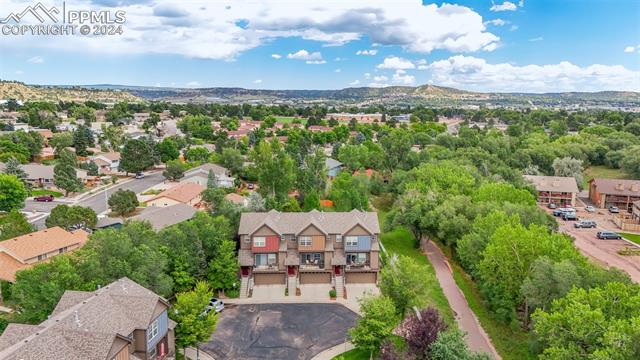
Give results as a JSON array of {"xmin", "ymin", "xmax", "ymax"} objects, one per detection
[
  {"xmin": 0, "ymin": 227, "xmax": 89, "ymax": 283},
  {"xmin": 146, "ymin": 182, "xmax": 205, "ymax": 208},
  {"xmin": 91, "ymin": 151, "xmax": 121, "ymax": 174},
  {"xmin": 0, "ymin": 277, "xmax": 176, "ymax": 360},
  {"xmin": 237, "ymin": 209, "xmax": 380, "ymax": 299},
  {"xmin": 589, "ymin": 178, "xmax": 640, "ymax": 212},
  {"xmin": 523, "ymin": 175, "xmax": 580, "ymax": 206}
]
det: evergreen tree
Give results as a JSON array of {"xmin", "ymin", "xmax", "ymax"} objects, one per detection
[{"xmin": 54, "ymin": 149, "xmax": 83, "ymax": 196}]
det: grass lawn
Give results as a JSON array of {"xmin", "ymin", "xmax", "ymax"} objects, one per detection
[
  {"xmin": 273, "ymin": 116, "xmax": 307, "ymax": 125},
  {"xmin": 30, "ymin": 189, "xmax": 63, "ymax": 197},
  {"xmin": 332, "ymin": 348, "xmax": 370, "ymax": 360},
  {"xmin": 379, "ymin": 214, "xmax": 454, "ymax": 324},
  {"xmin": 621, "ymin": 233, "xmax": 640, "ymax": 245},
  {"xmin": 583, "ymin": 166, "xmax": 633, "ymax": 189},
  {"xmin": 436, "ymin": 244, "xmax": 535, "ymax": 360}
]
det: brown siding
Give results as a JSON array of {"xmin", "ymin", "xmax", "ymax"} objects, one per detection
[
  {"xmin": 133, "ymin": 329, "xmax": 146, "ymax": 353},
  {"xmin": 344, "ymin": 224, "xmax": 370, "ymax": 236},
  {"xmin": 331, "ymin": 234, "xmax": 343, "ymax": 249},
  {"xmin": 253, "ymin": 225, "xmax": 278, "ymax": 237},
  {"xmin": 324, "ymin": 251, "xmax": 333, "ymax": 267},
  {"xmin": 299, "ymin": 224, "xmax": 324, "ymax": 236},
  {"xmin": 240, "ymin": 235, "xmax": 251, "ymax": 250},
  {"xmin": 113, "ymin": 346, "xmax": 130, "ymax": 360},
  {"xmin": 299, "ymin": 235, "xmax": 326, "ymax": 252},
  {"xmin": 370, "ymin": 251, "xmax": 380, "ymax": 269},
  {"xmin": 278, "ymin": 251, "xmax": 286, "ymax": 269},
  {"xmin": 254, "ymin": 273, "xmax": 286, "ymax": 285}
]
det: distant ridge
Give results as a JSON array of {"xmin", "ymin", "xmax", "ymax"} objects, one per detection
[{"xmin": 1, "ymin": 80, "xmax": 638, "ymax": 107}]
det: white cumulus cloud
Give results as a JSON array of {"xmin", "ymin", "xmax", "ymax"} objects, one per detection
[
  {"xmin": 623, "ymin": 46, "xmax": 639, "ymax": 53},
  {"xmin": 428, "ymin": 55, "xmax": 640, "ymax": 92},
  {"xmin": 356, "ymin": 49, "xmax": 378, "ymax": 56},
  {"xmin": 377, "ymin": 56, "xmax": 415, "ymax": 70},
  {"xmin": 287, "ymin": 50, "xmax": 323, "ymax": 61},
  {"xmin": 0, "ymin": 0, "xmax": 499, "ymax": 60},
  {"xmin": 185, "ymin": 81, "xmax": 201, "ymax": 87},
  {"xmin": 253, "ymin": 79, "xmax": 263, "ymax": 84},
  {"xmin": 490, "ymin": 1, "xmax": 517, "ymax": 12},
  {"xmin": 392, "ymin": 70, "xmax": 415, "ymax": 85},
  {"xmin": 485, "ymin": 19, "xmax": 507, "ymax": 26},
  {"xmin": 349, "ymin": 80, "xmax": 360, "ymax": 85},
  {"xmin": 27, "ymin": 56, "xmax": 44, "ymax": 64},
  {"xmin": 271, "ymin": 54, "xmax": 282, "ymax": 59}
]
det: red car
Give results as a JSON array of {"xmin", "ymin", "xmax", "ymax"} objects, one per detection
[{"xmin": 34, "ymin": 195, "xmax": 54, "ymax": 202}]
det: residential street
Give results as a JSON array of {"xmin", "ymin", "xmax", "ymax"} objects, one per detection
[
  {"xmin": 424, "ymin": 241, "xmax": 501, "ymax": 360},
  {"xmin": 23, "ymin": 171, "xmax": 166, "ymax": 229}
]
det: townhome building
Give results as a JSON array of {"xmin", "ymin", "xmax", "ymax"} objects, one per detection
[
  {"xmin": 523, "ymin": 175, "xmax": 580, "ymax": 207},
  {"xmin": 589, "ymin": 178, "xmax": 640, "ymax": 212},
  {"xmin": 237, "ymin": 209, "xmax": 380, "ymax": 298},
  {"xmin": 0, "ymin": 277, "xmax": 175, "ymax": 360}
]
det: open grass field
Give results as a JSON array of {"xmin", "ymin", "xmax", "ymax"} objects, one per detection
[
  {"xmin": 273, "ymin": 116, "xmax": 307, "ymax": 125},
  {"xmin": 621, "ymin": 233, "xmax": 640, "ymax": 245},
  {"xmin": 583, "ymin": 166, "xmax": 633, "ymax": 189}
]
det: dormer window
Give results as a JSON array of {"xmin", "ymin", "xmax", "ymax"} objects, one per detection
[
  {"xmin": 299, "ymin": 236, "xmax": 312, "ymax": 246},
  {"xmin": 345, "ymin": 236, "xmax": 358, "ymax": 247},
  {"xmin": 253, "ymin": 237, "xmax": 266, "ymax": 247}
]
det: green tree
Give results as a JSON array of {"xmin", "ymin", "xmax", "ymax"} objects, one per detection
[
  {"xmin": 184, "ymin": 147, "xmax": 210, "ymax": 163},
  {"xmin": 119, "ymin": 138, "xmax": 157, "ymax": 174},
  {"xmin": 250, "ymin": 139, "xmax": 295, "ymax": 203},
  {"xmin": 532, "ymin": 282, "xmax": 640, "ymax": 360},
  {"xmin": 379, "ymin": 255, "xmax": 430, "ymax": 317},
  {"xmin": 0, "ymin": 173, "xmax": 28, "ymax": 211},
  {"xmin": 45, "ymin": 205, "xmax": 97, "ymax": 231},
  {"xmin": 429, "ymin": 329, "xmax": 492, "ymax": 360},
  {"xmin": 2, "ymin": 156, "xmax": 29, "ymax": 189},
  {"xmin": 163, "ymin": 160, "xmax": 186, "ymax": 181},
  {"xmin": 620, "ymin": 145, "xmax": 640, "ymax": 178},
  {"xmin": 72, "ymin": 125, "xmax": 95, "ymax": 156},
  {"xmin": 12, "ymin": 256, "xmax": 84, "ymax": 323},
  {"xmin": 0, "ymin": 210, "xmax": 33, "ymax": 240},
  {"xmin": 170, "ymin": 281, "xmax": 218, "ymax": 354},
  {"xmin": 70, "ymin": 105, "xmax": 96, "ymax": 123},
  {"xmin": 297, "ymin": 148, "xmax": 327, "ymax": 197},
  {"xmin": 54, "ymin": 149, "xmax": 83, "ymax": 196},
  {"xmin": 552, "ymin": 157, "xmax": 584, "ymax": 190},
  {"xmin": 349, "ymin": 295, "xmax": 399, "ymax": 357},
  {"xmin": 108, "ymin": 189, "xmax": 139, "ymax": 215},
  {"xmin": 218, "ymin": 148, "xmax": 244, "ymax": 175},
  {"xmin": 156, "ymin": 138, "xmax": 180, "ymax": 163},
  {"xmin": 472, "ymin": 182, "xmax": 536, "ymax": 206},
  {"xmin": 327, "ymin": 172, "xmax": 369, "ymax": 211},
  {"xmin": 208, "ymin": 239, "xmax": 239, "ymax": 293}
]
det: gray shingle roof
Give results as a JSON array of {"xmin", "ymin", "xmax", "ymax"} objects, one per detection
[
  {"xmin": 130, "ymin": 203, "xmax": 197, "ymax": 230},
  {"xmin": 0, "ymin": 278, "xmax": 168, "ymax": 360},
  {"xmin": 184, "ymin": 163, "xmax": 229, "ymax": 177},
  {"xmin": 325, "ymin": 158, "xmax": 343, "ymax": 170},
  {"xmin": 523, "ymin": 175, "xmax": 579, "ymax": 193},
  {"xmin": 238, "ymin": 249, "xmax": 254, "ymax": 266},
  {"xmin": 238, "ymin": 210, "xmax": 380, "ymax": 236}
]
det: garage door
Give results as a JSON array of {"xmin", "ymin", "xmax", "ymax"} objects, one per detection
[
  {"xmin": 346, "ymin": 272, "xmax": 377, "ymax": 284},
  {"xmin": 254, "ymin": 273, "xmax": 286, "ymax": 285},
  {"xmin": 300, "ymin": 272, "xmax": 331, "ymax": 284}
]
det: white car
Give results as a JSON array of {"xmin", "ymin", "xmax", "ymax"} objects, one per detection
[
  {"xmin": 205, "ymin": 298, "xmax": 224, "ymax": 314},
  {"xmin": 585, "ymin": 206, "xmax": 595, "ymax": 212}
]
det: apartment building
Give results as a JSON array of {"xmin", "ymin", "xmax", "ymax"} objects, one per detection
[
  {"xmin": 237, "ymin": 209, "xmax": 380, "ymax": 298},
  {"xmin": 523, "ymin": 175, "xmax": 580, "ymax": 206},
  {"xmin": 589, "ymin": 178, "xmax": 640, "ymax": 212},
  {"xmin": 0, "ymin": 278, "xmax": 175, "ymax": 360}
]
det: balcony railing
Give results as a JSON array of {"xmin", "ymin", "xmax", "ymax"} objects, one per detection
[
  {"xmin": 300, "ymin": 260, "xmax": 325, "ymax": 269},
  {"xmin": 346, "ymin": 262, "xmax": 370, "ymax": 270},
  {"xmin": 254, "ymin": 264, "xmax": 279, "ymax": 271}
]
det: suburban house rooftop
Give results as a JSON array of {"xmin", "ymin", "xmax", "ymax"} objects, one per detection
[
  {"xmin": 148, "ymin": 182, "xmax": 205, "ymax": 204},
  {"xmin": 0, "ymin": 278, "xmax": 172, "ymax": 360},
  {"xmin": 523, "ymin": 175, "xmax": 580, "ymax": 193},
  {"xmin": 238, "ymin": 209, "xmax": 380, "ymax": 236}
]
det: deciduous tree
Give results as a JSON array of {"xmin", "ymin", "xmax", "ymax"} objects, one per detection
[
  {"xmin": 108, "ymin": 189, "xmax": 139, "ymax": 215},
  {"xmin": 0, "ymin": 173, "xmax": 28, "ymax": 211}
]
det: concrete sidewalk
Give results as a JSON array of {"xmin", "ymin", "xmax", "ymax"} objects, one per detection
[
  {"xmin": 424, "ymin": 241, "xmax": 501, "ymax": 359},
  {"xmin": 310, "ymin": 341, "xmax": 355, "ymax": 360}
]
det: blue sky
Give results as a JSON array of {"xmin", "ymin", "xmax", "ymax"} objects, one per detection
[{"xmin": 0, "ymin": 0, "xmax": 639, "ymax": 92}]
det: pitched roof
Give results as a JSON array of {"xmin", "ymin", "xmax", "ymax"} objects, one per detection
[
  {"xmin": 238, "ymin": 209, "xmax": 380, "ymax": 236},
  {"xmin": 0, "ymin": 253, "xmax": 28, "ymax": 282},
  {"xmin": 325, "ymin": 158, "xmax": 343, "ymax": 170},
  {"xmin": 130, "ymin": 203, "xmax": 197, "ymax": 230},
  {"xmin": 148, "ymin": 182, "xmax": 205, "ymax": 204},
  {"xmin": 523, "ymin": 175, "xmax": 580, "ymax": 193},
  {"xmin": 0, "ymin": 278, "xmax": 169, "ymax": 360},
  {"xmin": 19, "ymin": 163, "xmax": 88, "ymax": 180},
  {"xmin": 0, "ymin": 227, "xmax": 89, "ymax": 262},
  {"xmin": 96, "ymin": 152, "xmax": 121, "ymax": 161},
  {"xmin": 590, "ymin": 178, "xmax": 640, "ymax": 196},
  {"xmin": 224, "ymin": 193, "xmax": 247, "ymax": 206},
  {"xmin": 184, "ymin": 163, "xmax": 229, "ymax": 177}
]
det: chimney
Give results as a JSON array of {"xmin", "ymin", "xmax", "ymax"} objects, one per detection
[{"xmin": 616, "ymin": 183, "xmax": 624, "ymax": 191}]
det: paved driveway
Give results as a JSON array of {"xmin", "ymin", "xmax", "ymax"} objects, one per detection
[{"xmin": 202, "ymin": 303, "xmax": 357, "ymax": 360}]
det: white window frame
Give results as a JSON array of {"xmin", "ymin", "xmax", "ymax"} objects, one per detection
[
  {"xmin": 253, "ymin": 236, "xmax": 266, "ymax": 247},
  {"xmin": 255, "ymin": 253, "xmax": 277, "ymax": 267},
  {"xmin": 345, "ymin": 236, "xmax": 358, "ymax": 247},
  {"xmin": 299, "ymin": 236, "xmax": 312, "ymax": 246},
  {"xmin": 147, "ymin": 319, "xmax": 159, "ymax": 341},
  {"xmin": 280, "ymin": 234, "xmax": 286, "ymax": 242},
  {"xmin": 336, "ymin": 234, "xmax": 343, "ymax": 243},
  {"xmin": 346, "ymin": 253, "xmax": 368, "ymax": 265},
  {"xmin": 37, "ymin": 253, "xmax": 48, "ymax": 261}
]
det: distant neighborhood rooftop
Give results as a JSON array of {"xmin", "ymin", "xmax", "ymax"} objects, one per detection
[
  {"xmin": 130, "ymin": 203, "xmax": 197, "ymax": 230},
  {"xmin": 523, "ymin": 175, "xmax": 580, "ymax": 193}
]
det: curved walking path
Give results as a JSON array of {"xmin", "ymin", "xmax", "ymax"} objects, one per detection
[{"xmin": 424, "ymin": 241, "xmax": 501, "ymax": 360}]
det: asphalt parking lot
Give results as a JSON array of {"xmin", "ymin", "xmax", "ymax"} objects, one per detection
[{"xmin": 201, "ymin": 303, "xmax": 358, "ymax": 360}]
